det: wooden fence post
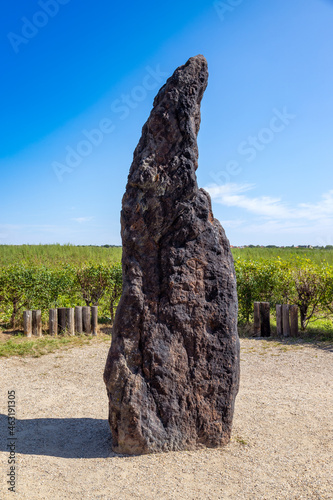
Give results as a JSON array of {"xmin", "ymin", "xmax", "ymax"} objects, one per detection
[
  {"xmin": 276, "ymin": 304, "xmax": 282, "ymax": 336},
  {"xmin": 253, "ymin": 302, "xmax": 261, "ymax": 336},
  {"xmin": 282, "ymin": 304, "xmax": 290, "ymax": 337},
  {"xmin": 32, "ymin": 310, "xmax": 42, "ymax": 337},
  {"xmin": 49, "ymin": 309, "xmax": 58, "ymax": 336},
  {"xmin": 290, "ymin": 305, "xmax": 299, "ymax": 337},
  {"xmin": 75, "ymin": 306, "xmax": 83, "ymax": 334},
  {"xmin": 23, "ymin": 310, "xmax": 32, "ymax": 337},
  {"xmin": 66, "ymin": 308, "xmax": 75, "ymax": 336},
  {"xmin": 260, "ymin": 302, "xmax": 271, "ymax": 337},
  {"xmin": 82, "ymin": 306, "xmax": 91, "ymax": 334},
  {"xmin": 91, "ymin": 306, "xmax": 98, "ymax": 336},
  {"xmin": 58, "ymin": 307, "xmax": 67, "ymax": 334}
]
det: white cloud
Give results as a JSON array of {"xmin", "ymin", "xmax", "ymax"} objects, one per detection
[
  {"xmin": 204, "ymin": 183, "xmax": 333, "ymax": 245},
  {"xmin": 205, "ymin": 183, "xmax": 333, "ymax": 221},
  {"xmin": 221, "ymin": 219, "xmax": 246, "ymax": 229},
  {"xmin": 297, "ymin": 190, "xmax": 333, "ymax": 220},
  {"xmin": 206, "ymin": 183, "xmax": 255, "ymax": 197},
  {"xmin": 71, "ymin": 217, "xmax": 94, "ymax": 223}
]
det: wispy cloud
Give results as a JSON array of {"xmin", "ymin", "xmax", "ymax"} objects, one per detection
[
  {"xmin": 297, "ymin": 191, "xmax": 333, "ymax": 220},
  {"xmin": 221, "ymin": 219, "xmax": 246, "ymax": 229},
  {"xmin": 205, "ymin": 183, "xmax": 333, "ymax": 222},
  {"xmin": 71, "ymin": 217, "xmax": 94, "ymax": 223}
]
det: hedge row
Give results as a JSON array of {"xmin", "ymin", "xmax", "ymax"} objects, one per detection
[
  {"xmin": 0, "ymin": 262, "xmax": 122, "ymax": 328},
  {"xmin": 234, "ymin": 257, "xmax": 333, "ymax": 329},
  {"xmin": 1, "ymin": 257, "xmax": 332, "ymax": 331}
]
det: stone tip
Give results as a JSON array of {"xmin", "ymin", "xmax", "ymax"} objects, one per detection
[
  {"xmin": 152, "ymin": 54, "xmax": 208, "ymax": 111},
  {"xmin": 179, "ymin": 53, "xmax": 208, "ymax": 76},
  {"xmin": 187, "ymin": 54, "xmax": 207, "ymax": 63}
]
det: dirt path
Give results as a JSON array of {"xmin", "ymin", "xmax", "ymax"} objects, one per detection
[{"xmin": 1, "ymin": 338, "xmax": 332, "ymax": 499}]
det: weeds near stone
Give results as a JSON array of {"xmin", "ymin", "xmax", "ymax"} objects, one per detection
[{"xmin": 0, "ymin": 333, "xmax": 110, "ymax": 358}]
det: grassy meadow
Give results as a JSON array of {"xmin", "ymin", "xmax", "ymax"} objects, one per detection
[
  {"xmin": 0, "ymin": 244, "xmax": 122, "ymax": 266},
  {"xmin": 1, "ymin": 244, "xmax": 332, "ymax": 266},
  {"xmin": 231, "ymin": 246, "xmax": 333, "ymax": 265}
]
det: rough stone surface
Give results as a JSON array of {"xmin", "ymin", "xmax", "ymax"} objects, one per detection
[{"xmin": 104, "ymin": 55, "xmax": 240, "ymax": 455}]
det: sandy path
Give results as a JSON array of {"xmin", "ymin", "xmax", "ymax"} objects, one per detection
[{"xmin": 0, "ymin": 338, "xmax": 332, "ymax": 499}]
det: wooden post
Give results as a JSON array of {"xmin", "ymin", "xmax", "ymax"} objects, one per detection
[
  {"xmin": 82, "ymin": 306, "xmax": 91, "ymax": 334},
  {"xmin": 91, "ymin": 306, "xmax": 98, "ymax": 336},
  {"xmin": 276, "ymin": 304, "xmax": 282, "ymax": 336},
  {"xmin": 58, "ymin": 307, "xmax": 67, "ymax": 334},
  {"xmin": 260, "ymin": 302, "xmax": 271, "ymax": 337},
  {"xmin": 66, "ymin": 308, "xmax": 75, "ymax": 336},
  {"xmin": 32, "ymin": 310, "xmax": 42, "ymax": 337},
  {"xmin": 282, "ymin": 304, "xmax": 290, "ymax": 337},
  {"xmin": 49, "ymin": 309, "xmax": 58, "ymax": 336},
  {"xmin": 253, "ymin": 302, "xmax": 261, "ymax": 336},
  {"xmin": 290, "ymin": 305, "xmax": 299, "ymax": 337},
  {"xmin": 23, "ymin": 310, "xmax": 32, "ymax": 337},
  {"xmin": 75, "ymin": 306, "xmax": 83, "ymax": 334}
]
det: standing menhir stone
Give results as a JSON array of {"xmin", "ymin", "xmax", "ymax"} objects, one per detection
[{"xmin": 104, "ymin": 55, "xmax": 240, "ymax": 454}]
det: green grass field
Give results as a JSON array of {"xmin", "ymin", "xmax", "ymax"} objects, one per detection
[
  {"xmin": 0, "ymin": 244, "xmax": 122, "ymax": 266},
  {"xmin": 231, "ymin": 246, "xmax": 333, "ymax": 265},
  {"xmin": 1, "ymin": 244, "xmax": 332, "ymax": 266},
  {"xmin": 0, "ymin": 333, "xmax": 111, "ymax": 357}
]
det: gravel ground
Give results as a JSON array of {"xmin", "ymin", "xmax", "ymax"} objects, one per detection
[{"xmin": 0, "ymin": 338, "xmax": 332, "ymax": 500}]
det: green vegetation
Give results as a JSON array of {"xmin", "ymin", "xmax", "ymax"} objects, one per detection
[
  {"xmin": 234, "ymin": 256, "xmax": 333, "ymax": 333},
  {"xmin": 1, "ymin": 244, "xmax": 333, "ymax": 345},
  {"xmin": 0, "ymin": 244, "xmax": 121, "ymax": 266},
  {"xmin": 0, "ymin": 261, "xmax": 122, "ymax": 328},
  {"xmin": 0, "ymin": 333, "xmax": 110, "ymax": 358},
  {"xmin": 234, "ymin": 436, "xmax": 249, "ymax": 446},
  {"xmin": 231, "ymin": 246, "xmax": 333, "ymax": 265}
]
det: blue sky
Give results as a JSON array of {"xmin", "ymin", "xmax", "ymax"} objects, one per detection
[{"xmin": 1, "ymin": 0, "xmax": 332, "ymax": 246}]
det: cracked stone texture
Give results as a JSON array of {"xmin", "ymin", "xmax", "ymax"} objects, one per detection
[{"xmin": 104, "ymin": 55, "xmax": 240, "ymax": 455}]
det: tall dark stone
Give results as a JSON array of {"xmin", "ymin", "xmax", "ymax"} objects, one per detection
[{"xmin": 104, "ymin": 55, "xmax": 240, "ymax": 455}]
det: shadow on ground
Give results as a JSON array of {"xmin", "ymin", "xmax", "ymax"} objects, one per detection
[
  {"xmin": 0, "ymin": 414, "xmax": 115, "ymax": 459},
  {"xmin": 100, "ymin": 326, "xmax": 113, "ymax": 336}
]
